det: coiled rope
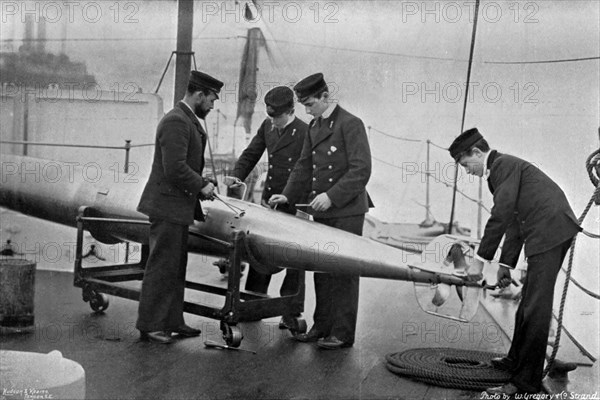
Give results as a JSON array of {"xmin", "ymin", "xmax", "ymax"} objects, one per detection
[
  {"xmin": 385, "ymin": 348, "xmax": 510, "ymax": 390},
  {"xmin": 386, "ymin": 147, "xmax": 600, "ymax": 389}
]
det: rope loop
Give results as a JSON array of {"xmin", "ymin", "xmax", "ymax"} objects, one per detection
[{"xmin": 385, "ymin": 348, "xmax": 510, "ymax": 390}]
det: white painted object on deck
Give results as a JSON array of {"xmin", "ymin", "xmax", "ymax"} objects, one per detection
[{"xmin": 0, "ymin": 350, "xmax": 85, "ymax": 400}]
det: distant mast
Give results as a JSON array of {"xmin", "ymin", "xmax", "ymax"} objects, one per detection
[
  {"xmin": 174, "ymin": 0, "xmax": 194, "ymax": 106},
  {"xmin": 448, "ymin": 0, "xmax": 480, "ymax": 234},
  {"xmin": 235, "ymin": 27, "xmax": 266, "ymax": 148}
]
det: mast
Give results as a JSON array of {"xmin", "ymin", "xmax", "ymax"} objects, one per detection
[
  {"xmin": 174, "ymin": 0, "xmax": 194, "ymax": 106},
  {"xmin": 448, "ymin": 0, "xmax": 480, "ymax": 234}
]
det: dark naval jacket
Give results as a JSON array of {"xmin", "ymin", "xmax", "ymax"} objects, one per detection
[
  {"xmin": 232, "ymin": 117, "xmax": 308, "ymax": 213},
  {"xmin": 477, "ymin": 150, "xmax": 581, "ymax": 267},
  {"xmin": 137, "ymin": 102, "xmax": 210, "ymax": 225},
  {"xmin": 282, "ymin": 105, "xmax": 372, "ymax": 219}
]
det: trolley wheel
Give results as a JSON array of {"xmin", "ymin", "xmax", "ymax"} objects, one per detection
[
  {"xmin": 290, "ymin": 318, "xmax": 307, "ymax": 335},
  {"xmin": 89, "ymin": 292, "xmax": 109, "ymax": 313},
  {"xmin": 223, "ymin": 324, "xmax": 243, "ymax": 348}
]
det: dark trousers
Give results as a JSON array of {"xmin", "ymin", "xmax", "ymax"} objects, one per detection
[
  {"xmin": 244, "ymin": 204, "xmax": 301, "ymax": 307},
  {"xmin": 136, "ymin": 219, "xmax": 188, "ymax": 332},
  {"xmin": 508, "ymin": 239, "xmax": 572, "ymax": 393},
  {"xmin": 312, "ymin": 214, "xmax": 364, "ymax": 344},
  {"xmin": 245, "ymin": 267, "xmax": 301, "ymax": 298}
]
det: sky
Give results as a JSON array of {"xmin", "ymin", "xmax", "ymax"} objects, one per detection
[
  {"xmin": 1, "ymin": 0, "xmax": 599, "ymax": 356},
  {"xmin": 2, "ymin": 0, "xmax": 598, "ymax": 225}
]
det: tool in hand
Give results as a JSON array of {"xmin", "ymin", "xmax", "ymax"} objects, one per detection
[
  {"xmin": 213, "ymin": 194, "xmax": 246, "ymax": 217},
  {"xmin": 481, "ymin": 278, "xmax": 520, "ymax": 299},
  {"xmin": 481, "ymin": 278, "xmax": 520, "ymax": 290},
  {"xmin": 204, "ymin": 340, "xmax": 256, "ymax": 354}
]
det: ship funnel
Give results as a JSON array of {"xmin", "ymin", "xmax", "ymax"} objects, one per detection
[
  {"xmin": 36, "ymin": 17, "xmax": 47, "ymax": 53},
  {"xmin": 22, "ymin": 15, "xmax": 34, "ymax": 51}
]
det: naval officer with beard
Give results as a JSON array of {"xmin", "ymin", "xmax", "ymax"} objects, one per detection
[{"xmin": 136, "ymin": 70, "xmax": 224, "ymax": 344}]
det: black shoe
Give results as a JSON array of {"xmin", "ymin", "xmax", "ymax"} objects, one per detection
[
  {"xmin": 550, "ymin": 359, "xmax": 577, "ymax": 372},
  {"xmin": 490, "ymin": 356, "xmax": 515, "ymax": 371},
  {"xmin": 317, "ymin": 336, "xmax": 353, "ymax": 350},
  {"xmin": 548, "ymin": 359, "xmax": 577, "ymax": 379},
  {"xmin": 292, "ymin": 328, "xmax": 324, "ymax": 343},
  {"xmin": 173, "ymin": 324, "xmax": 201, "ymax": 337},
  {"xmin": 140, "ymin": 331, "xmax": 174, "ymax": 344}
]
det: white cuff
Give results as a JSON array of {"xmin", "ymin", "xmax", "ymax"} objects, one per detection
[{"xmin": 475, "ymin": 254, "xmax": 490, "ymax": 263}]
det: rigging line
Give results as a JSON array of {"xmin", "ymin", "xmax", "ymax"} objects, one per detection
[
  {"xmin": 399, "ymin": 142, "xmax": 426, "ymax": 204},
  {"xmin": 369, "ymin": 127, "xmax": 423, "ymax": 143},
  {"xmin": 202, "ymin": 120, "xmax": 220, "ymax": 195},
  {"xmin": 254, "ymin": 38, "xmax": 600, "ymax": 65},
  {"xmin": 5, "ymin": 35, "xmax": 597, "ymax": 65},
  {"xmin": 372, "ymin": 156, "xmax": 490, "ymax": 213},
  {"xmin": 485, "ymin": 56, "xmax": 600, "ymax": 65},
  {"xmin": 0, "ymin": 37, "xmax": 238, "ymax": 43},
  {"xmin": 261, "ymin": 38, "xmax": 458, "ymax": 62},
  {"xmin": 429, "ymin": 141, "xmax": 448, "ymax": 151},
  {"xmin": 368, "ymin": 127, "xmax": 448, "ymax": 151},
  {"xmin": 449, "ymin": 0, "xmax": 480, "ymax": 234}
]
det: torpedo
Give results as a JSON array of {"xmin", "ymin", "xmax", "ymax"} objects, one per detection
[{"xmin": 1, "ymin": 154, "xmax": 486, "ymax": 342}]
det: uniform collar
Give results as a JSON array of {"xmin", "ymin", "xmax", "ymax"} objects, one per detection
[
  {"xmin": 482, "ymin": 151, "xmax": 491, "ymax": 181},
  {"xmin": 271, "ymin": 115, "xmax": 296, "ymax": 131},
  {"xmin": 320, "ymin": 103, "xmax": 336, "ymax": 120},
  {"xmin": 180, "ymin": 100, "xmax": 205, "ymax": 126}
]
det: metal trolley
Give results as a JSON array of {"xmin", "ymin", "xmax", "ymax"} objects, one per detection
[{"xmin": 73, "ymin": 206, "xmax": 307, "ymax": 347}]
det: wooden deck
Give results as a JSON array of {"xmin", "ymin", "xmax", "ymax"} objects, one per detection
[{"xmin": 1, "ymin": 255, "xmax": 518, "ymax": 400}]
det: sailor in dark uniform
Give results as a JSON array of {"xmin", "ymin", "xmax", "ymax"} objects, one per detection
[
  {"xmin": 449, "ymin": 128, "xmax": 581, "ymax": 395},
  {"xmin": 136, "ymin": 71, "xmax": 224, "ymax": 344},
  {"xmin": 226, "ymin": 86, "xmax": 308, "ymax": 328},
  {"xmin": 270, "ymin": 73, "xmax": 373, "ymax": 349}
]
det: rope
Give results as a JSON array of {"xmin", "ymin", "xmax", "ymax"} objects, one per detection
[
  {"xmin": 367, "ymin": 127, "xmax": 448, "ymax": 150},
  {"xmin": 256, "ymin": 38, "xmax": 600, "ymax": 65},
  {"xmin": 369, "ymin": 127, "xmax": 423, "ymax": 143},
  {"xmin": 385, "ymin": 348, "xmax": 510, "ymax": 390},
  {"xmin": 371, "ymin": 156, "xmax": 492, "ymax": 214},
  {"xmin": 385, "ymin": 147, "xmax": 599, "ymax": 389},
  {"xmin": 543, "ymin": 146, "xmax": 600, "ymax": 376},
  {"xmin": 586, "ymin": 148, "xmax": 600, "ymax": 188}
]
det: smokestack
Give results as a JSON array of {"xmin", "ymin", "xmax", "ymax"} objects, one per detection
[
  {"xmin": 61, "ymin": 19, "xmax": 68, "ymax": 54},
  {"xmin": 23, "ymin": 15, "xmax": 34, "ymax": 51},
  {"xmin": 36, "ymin": 18, "xmax": 47, "ymax": 53}
]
